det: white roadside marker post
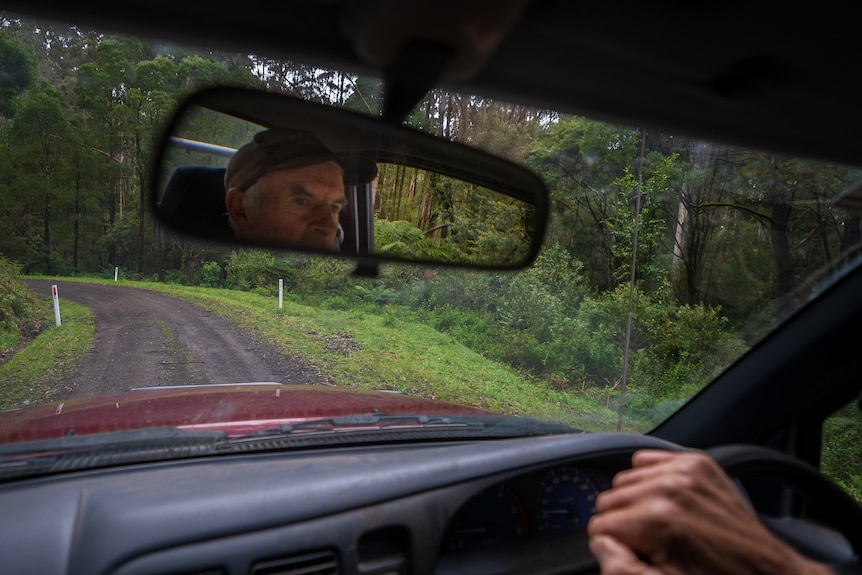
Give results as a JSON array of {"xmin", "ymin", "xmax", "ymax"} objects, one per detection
[
  {"xmin": 51, "ymin": 284, "xmax": 61, "ymax": 327},
  {"xmin": 278, "ymin": 279, "xmax": 284, "ymax": 310}
]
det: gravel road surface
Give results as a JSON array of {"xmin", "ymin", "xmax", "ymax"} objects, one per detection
[{"xmin": 25, "ymin": 280, "xmax": 328, "ymax": 398}]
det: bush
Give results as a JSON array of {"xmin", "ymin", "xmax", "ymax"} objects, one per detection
[
  {"xmin": 419, "ymin": 269, "xmax": 505, "ymax": 312},
  {"xmin": 0, "ymin": 257, "xmax": 43, "ymax": 348},
  {"xmin": 225, "ymin": 249, "xmax": 277, "ymax": 291},
  {"xmin": 290, "ymin": 257, "xmax": 351, "ymax": 300},
  {"xmin": 634, "ymin": 296, "xmax": 748, "ymax": 399},
  {"xmin": 194, "ymin": 261, "xmax": 223, "ymax": 288},
  {"xmin": 354, "ymin": 284, "xmax": 395, "ymax": 306},
  {"xmin": 161, "ymin": 268, "xmax": 187, "ymax": 285},
  {"xmin": 320, "ymin": 295, "xmax": 351, "ymax": 310}
]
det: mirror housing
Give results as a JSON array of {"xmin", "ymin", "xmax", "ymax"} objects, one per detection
[{"xmin": 151, "ymin": 87, "xmax": 548, "ymax": 272}]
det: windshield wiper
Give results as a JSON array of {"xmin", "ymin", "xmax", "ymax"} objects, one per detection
[
  {"xmin": 222, "ymin": 412, "xmax": 578, "ymax": 449},
  {"xmin": 0, "ymin": 427, "xmax": 227, "ymax": 481},
  {"xmin": 243, "ymin": 413, "xmax": 482, "ymax": 436}
]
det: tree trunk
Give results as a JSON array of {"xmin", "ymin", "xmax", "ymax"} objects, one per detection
[{"xmin": 765, "ymin": 157, "xmax": 796, "ymax": 318}]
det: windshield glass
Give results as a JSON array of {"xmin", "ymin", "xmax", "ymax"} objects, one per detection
[{"xmin": 1, "ymin": 11, "xmax": 861, "ymax": 454}]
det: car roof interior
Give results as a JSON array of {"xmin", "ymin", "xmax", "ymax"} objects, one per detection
[{"xmin": 5, "ymin": 1, "xmax": 860, "ymax": 166}]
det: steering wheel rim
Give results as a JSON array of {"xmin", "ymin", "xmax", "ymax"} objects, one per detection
[{"xmin": 707, "ymin": 444, "xmax": 862, "ymax": 569}]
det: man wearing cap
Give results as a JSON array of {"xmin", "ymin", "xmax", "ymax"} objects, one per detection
[{"xmin": 224, "ymin": 129, "xmax": 347, "ymax": 251}]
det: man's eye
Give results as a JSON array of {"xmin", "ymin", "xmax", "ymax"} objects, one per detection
[{"xmin": 331, "ymin": 205, "xmax": 344, "ymax": 214}]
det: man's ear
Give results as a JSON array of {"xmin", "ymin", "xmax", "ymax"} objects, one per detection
[{"xmin": 225, "ymin": 188, "xmax": 248, "ymax": 231}]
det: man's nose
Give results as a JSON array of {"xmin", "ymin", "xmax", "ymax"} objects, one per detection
[{"xmin": 309, "ymin": 203, "xmax": 338, "ymax": 231}]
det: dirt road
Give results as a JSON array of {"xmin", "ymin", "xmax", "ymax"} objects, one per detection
[{"xmin": 26, "ymin": 280, "xmax": 328, "ymax": 398}]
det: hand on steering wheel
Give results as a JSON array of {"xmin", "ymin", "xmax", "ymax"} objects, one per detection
[{"xmin": 586, "ymin": 448, "xmax": 853, "ymax": 575}]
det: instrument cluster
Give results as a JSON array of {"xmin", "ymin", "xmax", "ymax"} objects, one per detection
[{"xmin": 440, "ymin": 460, "xmax": 619, "ymax": 554}]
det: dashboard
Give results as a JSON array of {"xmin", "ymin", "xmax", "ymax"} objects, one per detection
[{"xmin": 0, "ymin": 432, "xmax": 681, "ymax": 575}]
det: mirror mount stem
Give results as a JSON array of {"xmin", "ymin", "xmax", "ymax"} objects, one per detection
[
  {"xmin": 350, "ymin": 261, "xmax": 380, "ymax": 278},
  {"xmin": 382, "ymin": 41, "xmax": 453, "ymax": 124}
]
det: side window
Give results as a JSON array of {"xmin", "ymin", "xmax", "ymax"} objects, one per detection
[{"xmin": 821, "ymin": 399, "xmax": 862, "ymax": 503}]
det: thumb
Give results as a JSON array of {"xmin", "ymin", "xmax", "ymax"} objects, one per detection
[{"xmin": 589, "ymin": 534, "xmax": 659, "ymax": 575}]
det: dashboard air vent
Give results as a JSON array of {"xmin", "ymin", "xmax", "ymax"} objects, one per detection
[{"xmin": 251, "ymin": 550, "xmax": 338, "ymax": 575}]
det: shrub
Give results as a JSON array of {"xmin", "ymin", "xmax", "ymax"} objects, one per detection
[
  {"xmin": 290, "ymin": 257, "xmax": 352, "ymax": 300},
  {"xmin": 0, "ymin": 257, "xmax": 43, "ymax": 348},
  {"xmin": 225, "ymin": 249, "xmax": 277, "ymax": 291},
  {"xmin": 194, "ymin": 261, "xmax": 223, "ymax": 288},
  {"xmin": 320, "ymin": 295, "xmax": 351, "ymax": 310},
  {"xmin": 354, "ymin": 284, "xmax": 395, "ymax": 306}
]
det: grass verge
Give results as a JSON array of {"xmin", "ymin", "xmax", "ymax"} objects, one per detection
[{"xmin": 0, "ymin": 296, "xmax": 94, "ymax": 410}]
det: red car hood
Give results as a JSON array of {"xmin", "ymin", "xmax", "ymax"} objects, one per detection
[{"xmin": 0, "ymin": 383, "xmax": 496, "ymax": 443}]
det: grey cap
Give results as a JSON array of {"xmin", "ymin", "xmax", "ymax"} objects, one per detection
[{"xmin": 224, "ymin": 128, "xmax": 342, "ymax": 191}]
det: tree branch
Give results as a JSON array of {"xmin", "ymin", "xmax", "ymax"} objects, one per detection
[{"xmin": 694, "ymin": 201, "xmax": 773, "ymax": 226}]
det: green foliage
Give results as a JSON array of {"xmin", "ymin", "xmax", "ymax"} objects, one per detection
[
  {"xmin": 288, "ymin": 257, "xmax": 353, "ymax": 299},
  {"xmin": 354, "ymin": 284, "xmax": 396, "ymax": 306},
  {"xmin": 98, "ymin": 219, "xmax": 139, "ymax": 269},
  {"xmin": 374, "ymin": 219, "xmax": 461, "ymax": 263},
  {"xmin": 194, "ymin": 261, "xmax": 223, "ymax": 288},
  {"xmin": 0, "ymin": 257, "xmax": 43, "ymax": 348},
  {"xmin": 0, "ymin": 296, "xmax": 93, "ymax": 409},
  {"xmin": 224, "ymin": 249, "xmax": 278, "ymax": 292},
  {"xmin": 497, "ymin": 243, "xmax": 586, "ymax": 334},
  {"xmin": 320, "ymin": 295, "xmax": 351, "ymax": 310},
  {"xmin": 387, "ymin": 269, "xmax": 489, "ymax": 316},
  {"xmin": 822, "ymin": 403, "xmax": 862, "ymax": 503},
  {"xmin": 607, "ymin": 153, "xmax": 679, "ymax": 290},
  {"xmin": 222, "ymin": 253, "xmax": 353, "ymax": 299},
  {"xmin": 570, "ymin": 284, "xmax": 748, "ymax": 399},
  {"xmin": 373, "ymin": 168, "xmax": 535, "ymax": 267},
  {"xmin": 457, "ymin": 102, "xmax": 544, "ymax": 162},
  {"xmin": 0, "ymin": 30, "xmax": 38, "ymax": 116}
]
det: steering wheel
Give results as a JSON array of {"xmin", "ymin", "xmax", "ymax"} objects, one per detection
[{"xmin": 708, "ymin": 444, "xmax": 862, "ymax": 572}]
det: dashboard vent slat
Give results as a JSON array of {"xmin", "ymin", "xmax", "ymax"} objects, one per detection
[{"xmin": 252, "ymin": 551, "xmax": 338, "ymax": 575}]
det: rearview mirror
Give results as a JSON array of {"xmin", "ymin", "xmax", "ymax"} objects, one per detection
[{"xmin": 151, "ymin": 87, "xmax": 548, "ymax": 271}]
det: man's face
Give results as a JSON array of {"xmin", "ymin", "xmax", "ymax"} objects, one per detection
[{"xmin": 228, "ymin": 161, "xmax": 347, "ymax": 251}]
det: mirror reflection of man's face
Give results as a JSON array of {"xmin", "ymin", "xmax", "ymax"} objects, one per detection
[{"xmin": 227, "ymin": 161, "xmax": 347, "ymax": 251}]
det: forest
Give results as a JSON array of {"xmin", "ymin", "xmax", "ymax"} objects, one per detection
[{"xmin": 1, "ymin": 13, "xmax": 861, "ymax": 497}]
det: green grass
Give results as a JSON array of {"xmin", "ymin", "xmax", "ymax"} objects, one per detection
[
  {"xmin": 147, "ymin": 284, "xmax": 616, "ymax": 428},
  {"xmin": 0, "ymin": 296, "xmax": 94, "ymax": 409},
  {"xmin": 0, "ymin": 332, "xmax": 17, "ymax": 350},
  {"xmin": 18, "ymin": 276, "xmax": 634, "ymax": 431}
]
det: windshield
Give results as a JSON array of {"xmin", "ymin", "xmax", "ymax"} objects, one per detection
[{"xmin": 1, "ymin": 11, "xmax": 861, "ymax": 455}]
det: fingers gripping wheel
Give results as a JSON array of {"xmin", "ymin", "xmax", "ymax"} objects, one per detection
[{"xmin": 708, "ymin": 444, "xmax": 862, "ymax": 572}]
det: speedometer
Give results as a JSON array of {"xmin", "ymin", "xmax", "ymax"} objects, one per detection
[{"xmin": 535, "ymin": 465, "xmax": 599, "ymax": 532}]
